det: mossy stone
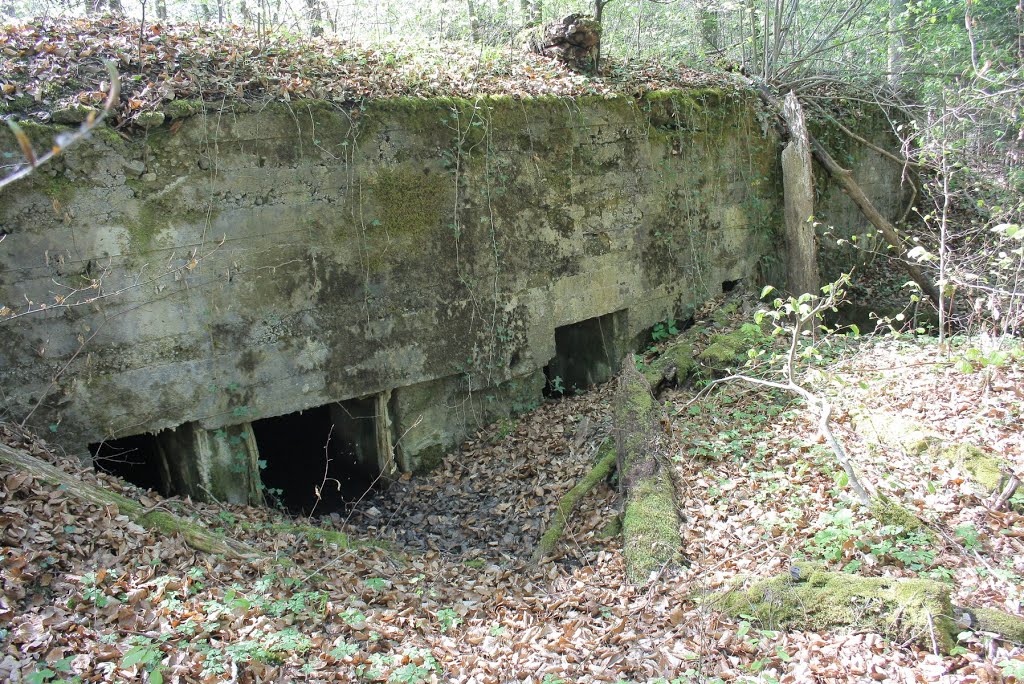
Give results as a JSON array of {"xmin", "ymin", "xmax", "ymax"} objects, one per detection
[
  {"xmin": 136, "ymin": 110, "xmax": 166, "ymax": 128},
  {"xmin": 166, "ymin": 99, "xmax": 205, "ymax": 119}
]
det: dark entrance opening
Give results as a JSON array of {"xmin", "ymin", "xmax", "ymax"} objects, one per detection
[
  {"xmin": 252, "ymin": 398, "xmax": 382, "ymax": 515},
  {"xmin": 89, "ymin": 434, "xmax": 165, "ymax": 494},
  {"xmin": 722, "ymin": 279, "xmax": 742, "ymax": 293},
  {"xmin": 545, "ymin": 310, "xmax": 628, "ymax": 397}
]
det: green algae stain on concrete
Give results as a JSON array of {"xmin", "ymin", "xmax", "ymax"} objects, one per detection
[{"xmin": 362, "ymin": 163, "xmax": 453, "ymax": 271}]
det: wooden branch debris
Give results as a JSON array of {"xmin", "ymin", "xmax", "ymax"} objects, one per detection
[
  {"xmin": 531, "ymin": 440, "xmax": 617, "ymax": 564},
  {"xmin": 0, "ymin": 442, "xmax": 260, "ymax": 559},
  {"xmin": 614, "ymin": 359, "xmax": 685, "ymax": 583}
]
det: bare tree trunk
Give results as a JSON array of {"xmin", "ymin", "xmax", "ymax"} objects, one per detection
[
  {"xmin": 467, "ymin": 0, "xmax": 481, "ymax": 42},
  {"xmin": 887, "ymin": 0, "xmax": 907, "ymax": 87},
  {"xmin": 744, "ymin": 0, "xmax": 763, "ymax": 76},
  {"xmin": 156, "ymin": 0, "xmax": 167, "ymax": 20},
  {"xmin": 594, "ymin": 0, "xmax": 614, "ymax": 70},
  {"xmin": 699, "ymin": 2, "xmax": 720, "ymax": 55},
  {"xmin": 306, "ymin": 0, "xmax": 324, "ymax": 36},
  {"xmin": 781, "ymin": 91, "xmax": 819, "ymax": 297},
  {"xmin": 754, "ymin": 84, "xmax": 943, "ymax": 307}
]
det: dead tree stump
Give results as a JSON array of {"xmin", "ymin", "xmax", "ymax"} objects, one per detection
[{"xmin": 523, "ymin": 14, "xmax": 602, "ymax": 73}]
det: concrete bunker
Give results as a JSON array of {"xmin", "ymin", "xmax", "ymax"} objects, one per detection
[
  {"xmin": 545, "ymin": 309, "xmax": 629, "ymax": 396},
  {"xmin": 90, "ymin": 434, "xmax": 166, "ymax": 493},
  {"xmin": 253, "ymin": 395, "xmax": 394, "ymax": 514}
]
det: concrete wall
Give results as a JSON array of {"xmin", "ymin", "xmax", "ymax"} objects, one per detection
[{"xmin": 0, "ymin": 89, "xmax": 905, "ymax": 501}]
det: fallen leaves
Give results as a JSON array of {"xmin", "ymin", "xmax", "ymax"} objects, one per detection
[
  {"xmin": 0, "ymin": 17, "xmax": 737, "ymax": 129},
  {"xmin": 1, "ymin": 328, "xmax": 1023, "ymax": 681}
]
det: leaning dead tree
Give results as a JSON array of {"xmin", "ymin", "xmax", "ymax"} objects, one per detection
[
  {"xmin": 752, "ymin": 84, "xmax": 943, "ymax": 308},
  {"xmin": 780, "ymin": 92, "xmax": 819, "ymax": 297},
  {"xmin": 523, "ymin": 14, "xmax": 602, "ymax": 72}
]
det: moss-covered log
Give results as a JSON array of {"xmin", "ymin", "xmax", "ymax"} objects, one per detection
[
  {"xmin": 716, "ymin": 562, "xmax": 1024, "ymax": 652},
  {"xmin": 717, "ymin": 563, "xmax": 958, "ymax": 651},
  {"xmin": 640, "ymin": 340, "xmax": 698, "ymax": 392},
  {"xmin": 0, "ymin": 442, "xmax": 260, "ymax": 558},
  {"xmin": 852, "ymin": 411, "xmax": 1013, "ymax": 495},
  {"xmin": 532, "ymin": 440, "xmax": 617, "ymax": 564},
  {"xmin": 614, "ymin": 359, "xmax": 685, "ymax": 583}
]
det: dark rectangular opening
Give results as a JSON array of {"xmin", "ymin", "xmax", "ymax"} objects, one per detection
[
  {"xmin": 89, "ymin": 434, "xmax": 166, "ymax": 494},
  {"xmin": 545, "ymin": 310, "xmax": 627, "ymax": 396},
  {"xmin": 252, "ymin": 398, "xmax": 382, "ymax": 515}
]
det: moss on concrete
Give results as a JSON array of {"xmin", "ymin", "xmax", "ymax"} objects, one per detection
[
  {"xmin": 641, "ymin": 341, "xmax": 698, "ymax": 387},
  {"xmin": 166, "ymin": 99, "xmax": 205, "ymax": 119},
  {"xmin": 39, "ymin": 173, "xmax": 76, "ymax": 207},
  {"xmin": 717, "ymin": 562, "xmax": 957, "ymax": 652},
  {"xmin": 699, "ymin": 324, "xmax": 766, "ymax": 368},
  {"xmin": 412, "ymin": 443, "xmax": 447, "ymax": 474}
]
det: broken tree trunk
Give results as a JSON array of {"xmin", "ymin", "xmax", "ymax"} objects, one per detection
[
  {"xmin": 526, "ymin": 14, "xmax": 602, "ymax": 72},
  {"xmin": 614, "ymin": 359, "xmax": 685, "ymax": 583},
  {"xmin": 0, "ymin": 442, "xmax": 260, "ymax": 558},
  {"xmin": 753, "ymin": 85, "xmax": 942, "ymax": 307},
  {"xmin": 531, "ymin": 440, "xmax": 617, "ymax": 564},
  {"xmin": 781, "ymin": 91, "xmax": 819, "ymax": 298}
]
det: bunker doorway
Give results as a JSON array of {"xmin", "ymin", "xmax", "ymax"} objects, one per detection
[
  {"xmin": 545, "ymin": 309, "xmax": 628, "ymax": 396},
  {"xmin": 252, "ymin": 396, "xmax": 393, "ymax": 515},
  {"xmin": 89, "ymin": 433, "xmax": 166, "ymax": 494}
]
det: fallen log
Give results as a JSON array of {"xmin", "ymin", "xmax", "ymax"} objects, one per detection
[
  {"xmin": 614, "ymin": 358, "xmax": 685, "ymax": 583},
  {"xmin": 0, "ymin": 442, "xmax": 260, "ymax": 558},
  {"xmin": 531, "ymin": 440, "xmax": 617, "ymax": 564},
  {"xmin": 716, "ymin": 562, "xmax": 1024, "ymax": 653}
]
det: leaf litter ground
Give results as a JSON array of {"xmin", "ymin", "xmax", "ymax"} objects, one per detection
[{"xmin": 3, "ymin": 302, "xmax": 1022, "ymax": 682}]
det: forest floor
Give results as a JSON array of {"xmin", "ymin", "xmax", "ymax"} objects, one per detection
[{"xmin": 2, "ymin": 299, "xmax": 1024, "ymax": 683}]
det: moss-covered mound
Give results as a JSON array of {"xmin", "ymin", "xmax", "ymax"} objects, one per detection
[{"xmin": 716, "ymin": 563, "xmax": 958, "ymax": 652}]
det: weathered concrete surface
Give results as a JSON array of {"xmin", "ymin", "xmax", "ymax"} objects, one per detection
[{"xmin": 0, "ymin": 89, "xmax": 902, "ymax": 490}]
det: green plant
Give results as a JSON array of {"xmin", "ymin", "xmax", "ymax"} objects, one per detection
[
  {"xmin": 546, "ymin": 375, "xmax": 565, "ymax": 395},
  {"xmin": 79, "ymin": 571, "xmax": 109, "ymax": 608},
  {"xmin": 365, "ymin": 577, "xmax": 388, "ymax": 591},
  {"xmin": 804, "ymin": 508, "xmax": 937, "ymax": 573},
  {"xmin": 25, "ymin": 657, "xmax": 80, "ymax": 684},
  {"xmin": 121, "ymin": 637, "xmax": 165, "ymax": 683},
  {"xmin": 954, "ymin": 524, "xmax": 982, "ymax": 551},
  {"xmin": 436, "ymin": 607, "xmax": 462, "ymax": 633},
  {"xmin": 999, "ymin": 658, "xmax": 1024, "ymax": 679},
  {"xmin": 651, "ymin": 318, "xmax": 680, "ymax": 342}
]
